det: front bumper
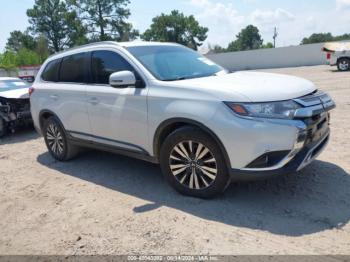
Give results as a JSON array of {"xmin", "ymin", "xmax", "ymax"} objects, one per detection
[
  {"xmin": 228, "ymin": 90, "xmax": 335, "ymax": 181},
  {"xmin": 230, "ymin": 130, "xmax": 330, "ymax": 181}
]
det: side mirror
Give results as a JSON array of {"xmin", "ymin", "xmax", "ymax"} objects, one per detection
[{"xmin": 109, "ymin": 71, "xmax": 136, "ymax": 88}]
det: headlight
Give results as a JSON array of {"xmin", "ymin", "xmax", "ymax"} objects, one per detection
[{"xmin": 225, "ymin": 100, "xmax": 301, "ymax": 120}]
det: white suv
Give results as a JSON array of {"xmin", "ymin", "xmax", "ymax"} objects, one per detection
[{"xmin": 30, "ymin": 41, "xmax": 335, "ymax": 198}]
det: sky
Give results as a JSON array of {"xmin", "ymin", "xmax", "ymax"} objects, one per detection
[{"xmin": 1, "ymin": 0, "xmax": 350, "ymax": 52}]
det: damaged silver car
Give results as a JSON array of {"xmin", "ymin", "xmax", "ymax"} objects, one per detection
[{"xmin": 0, "ymin": 77, "xmax": 32, "ymax": 137}]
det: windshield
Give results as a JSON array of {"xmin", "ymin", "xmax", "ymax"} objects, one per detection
[
  {"xmin": 0, "ymin": 79, "xmax": 30, "ymax": 91},
  {"xmin": 126, "ymin": 45, "xmax": 227, "ymax": 81}
]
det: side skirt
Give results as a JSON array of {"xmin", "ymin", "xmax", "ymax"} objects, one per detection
[{"xmin": 67, "ymin": 136, "xmax": 159, "ymax": 164}]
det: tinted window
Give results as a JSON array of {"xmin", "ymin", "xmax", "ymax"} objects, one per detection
[
  {"xmin": 91, "ymin": 51, "xmax": 134, "ymax": 84},
  {"xmin": 41, "ymin": 59, "xmax": 61, "ymax": 82},
  {"xmin": 59, "ymin": 53, "xmax": 88, "ymax": 83}
]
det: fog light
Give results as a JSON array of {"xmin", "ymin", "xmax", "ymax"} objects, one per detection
[{"xmin": 246, "ymin": 151, "xmax": 290, "ymax": 168}]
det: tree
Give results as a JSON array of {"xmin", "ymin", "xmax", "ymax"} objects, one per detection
[
  {"xmin": 227, "ymin": 25, "xmax": 263, "ymax": 52},
  {"xmin": 301, "ymin": 33, "xmax": 350, "ymax": 44},
  {"xmin": 262, "ymin": 42, "xmax": 274, "ymax": 49},
  {"xmin": 334, "ymin": 34, "xmax": 350, "ymax": 41},
  {"xmin": 27, "ymin": 0, "xmax": 87, "ymax": 52},
  {"xmin": 142, "ymin": 10, "xmax": 208, "ymax": 50},
  {"xmin": 35, "ymin": 35, "xmax": 50, "ymax": 62},
  {"xmin": 207, "ymin": 44, "xmax": 227, "ymax": 54},
  {"xmin": 0, "ymin": 49, "xmax": 41, "ymax": 69},
  {"xmin": 5, "ymin": 31, "xmax": 37, "ymax": 52},
  {"xmin": 67, "ymin": 0, "xmax": 138, "ymax": 41},
  {"xmin": 301, "ymin": 33, "xmax": 334, "ymax": 45},
  {"xmin": 0, "ymin": 51, "xmax": 18, "ymax": 70},
  {"xmin": 16, "ymin": 48, "xmax": 41, "ymax": 66}
]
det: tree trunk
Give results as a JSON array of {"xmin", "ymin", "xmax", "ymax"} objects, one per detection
[{"xmin": 97, "ymin": 0, "xmax": 105, "ymax": 40}]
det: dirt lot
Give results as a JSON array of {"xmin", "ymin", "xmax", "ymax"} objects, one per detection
[{"xmin": 0, "ymin": 65, "xmax": 349, "ymax": 255}]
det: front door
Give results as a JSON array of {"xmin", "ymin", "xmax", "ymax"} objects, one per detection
[{"xmin": 86, "ymin": 50, "xmax": 149, "ymax": 154}]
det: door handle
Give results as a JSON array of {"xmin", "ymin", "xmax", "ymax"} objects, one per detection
[{"xmin": 89, "ymin": 97, "xmax": 99, "ymax": 105}]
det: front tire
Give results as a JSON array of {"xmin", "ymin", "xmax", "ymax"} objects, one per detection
[
  {"xmin": 43, "ymin": 116, "xmax": 79, "ymax": 161},
  {"xmin": 337, "ymin": 58, "xmax": 350, "ymax": 71},
  {"xmin": 160, "ymin": 126, "xmax": 230, "ymax": 198}
]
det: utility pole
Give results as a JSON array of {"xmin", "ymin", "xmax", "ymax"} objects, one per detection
[{"xmin": 273, "ymin": 27, "xmax": 278, "ymax": 48}]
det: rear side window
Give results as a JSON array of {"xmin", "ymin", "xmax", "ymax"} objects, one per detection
[
  {"xmin": 59, "ymin": 53, "xmax": 88, "ymax": 83},
  {"xmin": 41, "ymin": 59, "xmax": 61, "ymax": 82},
  {"xmin": 91, "ymin": 51, "xmax": 134, "ymax": 84}
]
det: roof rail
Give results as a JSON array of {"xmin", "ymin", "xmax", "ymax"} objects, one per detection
[{"xmin": 48, "ymin": 41, "xmax": 120, "ymax": 58}]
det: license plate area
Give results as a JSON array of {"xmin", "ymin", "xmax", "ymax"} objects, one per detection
[{"xmin": 305, "ymin": 113, "xmax": 330, "ymax": 145}]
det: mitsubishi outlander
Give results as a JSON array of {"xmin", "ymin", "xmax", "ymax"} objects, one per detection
[{"xmin": 30, "ymin": 41, "xmax": 335, "ymax": 198}]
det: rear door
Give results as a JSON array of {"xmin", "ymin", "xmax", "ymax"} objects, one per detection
[
  {"xmin": 53, "ymin": 53, "xmax": 91, "ymax": 135},
  {"xmin": 86, "ymin": 49, "xmax": 149, "ymax": 154}
]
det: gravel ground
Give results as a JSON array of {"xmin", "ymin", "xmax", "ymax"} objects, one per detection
[{"xmin": 0, "ymin": 65, "xmax": 349, "ymax": 255}]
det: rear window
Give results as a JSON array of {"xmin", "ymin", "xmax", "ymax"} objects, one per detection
[
  {"xmin": 59, "ymin": 53, "xmax": 88, "ymax": 83},
  {"xmin": 41, "ymin": 59, "xmax": 61, "ymax": 82}
]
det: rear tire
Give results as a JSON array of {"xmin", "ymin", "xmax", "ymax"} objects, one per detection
[
  {"xmin": 337, "ymin": 58, "xmax": 350, "ymax": 71},
  {"xmin": 160, "ymin": 126, "xmax": 230, "ymax": 198},
  {"xmin": 43, "ymin": 116, "xmax": 80, "ymax": 161},
  {"xmin": 0, "ymin": 118, "xmax": 7, "ymax": 138}
]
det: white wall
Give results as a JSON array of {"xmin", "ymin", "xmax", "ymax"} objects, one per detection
[
  {"xmin": 206, "ymin": 43, "xmax": 326, "ymax": 71},
  {"xmin": 0, "ymin": 69, "xmax": 17, "ymax": 77}
]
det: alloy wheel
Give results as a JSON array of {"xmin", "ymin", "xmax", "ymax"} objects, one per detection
[
  {"xmin": 339, "ymin": 60, "xmax": 349, "ymax": 71},
  {"xmin": 169, "ymin": 140, "xmax": 218, "ymax": 190},
  {"xmin": 46, "ymin": 123, "xmax": 64, "ymax": 155}
]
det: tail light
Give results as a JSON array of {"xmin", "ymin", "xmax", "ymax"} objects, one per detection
[
  {"xmin": 326, "ymin": 53, "xmax": 331, "ymax": 60},
  {"xmin": 29, "ymin": 87, "xmax": 35, "ymax": 96}
]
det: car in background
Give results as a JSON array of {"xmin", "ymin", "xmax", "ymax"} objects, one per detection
[
  {"xmin": 323, "ymin": 42, "xmax": 350, "ymax": 71},
  {"xmin": 0, "ymin": 77, "xmax": 32, "ymax": 137}
]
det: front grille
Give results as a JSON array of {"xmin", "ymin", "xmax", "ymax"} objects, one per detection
[
  {"xmin": 304, "ymin": 112, "xmax": 330, "ymax": 146},
  {"xmin": 293, "ymin": 90, "xmax": 335, "ymax": 119},
  {"xmin": 294, "ymin": 90, "xmax": 327, "ymax": 107}
]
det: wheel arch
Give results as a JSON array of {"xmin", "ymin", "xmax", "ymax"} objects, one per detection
[
  {"xmin": 39, "ymin": 110, "xmax": 65, "ymax": 131},
  {"xmin": 337, "ymin": 56, "xmax": 350, "ymax": 63},
  {"xmin": 153, "ymin": 118, "xmax": 231, "ymax": 169}
]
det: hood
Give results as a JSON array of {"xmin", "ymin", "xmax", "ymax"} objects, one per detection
[
  {"xmin": 171, "ymin": 71, "xmax": 317, "ymax": 102},
  {"xmin": 0, "ymin": 87, "xmax": 30, "ymax": 99}
]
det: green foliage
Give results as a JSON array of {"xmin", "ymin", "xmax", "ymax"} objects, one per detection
[
  {"xmin": 301, "ymin": 33, "xmax": 350, "ymax": 45},
  {"xmin": 68, "ymin": 0, "xmax": 138, "ymax": 41},
  {"xmin": 227, "ymin": 25, "xmax": 263, "ymax": 52},
  {"xmin": 209, "ymin": 44, "xmax": 227, "ymax": 54},
  {"xmin": 6, "ymin": 31, "xmax": 37, "ymax": 52},
  {"xmin": 27, "ymin": 0, "xmax": 87, "ymax": 52},
  {"xmin": 35, "ymin": 35, "xmax": 50, "ymax": 63},
  {"xmin": 6, "ymin": 31, "xmax": 49, "ymax": 64},
  {"xmin": 301, "ymin": 33, "xmax": 334, "ymax": 45},
  {"xmin": 0, "ymin": 51, "xmax": 18, "ymax": 70},
  {"xmin": 262, "ymin": 42, "xmax": 274, "ymax": 49},
  {"xmin": 142, "ymin": 10, "xmax": 208, "ymax": 50},
  {"xmin": 334, "ymin": 34, "xmax": 350, "ymax": 41},
  {"xmin": 0, "ymin": 49, "xmax": 41, "ymax": 69},
  {"xmin": 16, "ymin": 48, "xmax": 41, "ymax": 66}
]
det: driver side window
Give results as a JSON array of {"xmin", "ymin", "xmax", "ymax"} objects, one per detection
[{"xmin": 91, "ymin": 51, "xmax": 136, "ymax": 85}]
